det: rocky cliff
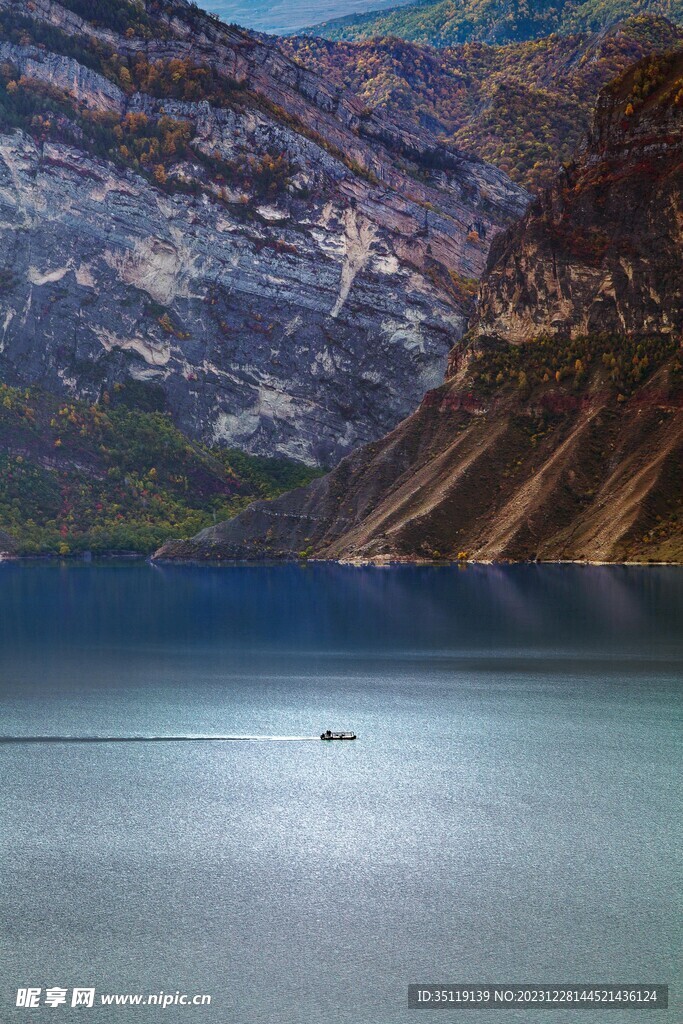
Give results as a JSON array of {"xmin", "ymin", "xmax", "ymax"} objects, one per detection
[
  {"xmin": 476, "ymin": 49, "xmax": 683, "ymax": 342},
  {"xmin": 156, "ymin": 50, "xmax": 682, "ymax": 563},
  {"xmin": 0, "ymin": 0, "xmax": 526, "ymax": 466}
]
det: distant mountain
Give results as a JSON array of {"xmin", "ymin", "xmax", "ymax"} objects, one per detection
[
  {"xmin": 310, "ymin": 0, "xmax": 683, "ymax": 46},
  {"xmin": 285, "ymin": 14, "xmax": 683, "ymax": 190},
  {"xmin": 0, "ymin": 0, "xmax": 525, "ymax": 468},
  {"xmin": 204, "ymin": 0, "xmax": 415, "ymax": 36},
  {"xmin": 157, "ymin": 49, "xmax": 683, "ymax": 564}
]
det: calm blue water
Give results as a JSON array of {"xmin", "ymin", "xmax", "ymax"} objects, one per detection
[{"xmin": 0, "ymin": 563, "xmax": 681, "ymax": 1022}]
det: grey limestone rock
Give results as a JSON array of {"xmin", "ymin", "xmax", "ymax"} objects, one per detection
[{"xmin": 0, "ymin": 0, "xmax": 528, "ymax": 464}]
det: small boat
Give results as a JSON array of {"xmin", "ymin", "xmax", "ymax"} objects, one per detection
[{"xmin": 320, "ymin": 730, "xmax": 356, "ymax": 741}]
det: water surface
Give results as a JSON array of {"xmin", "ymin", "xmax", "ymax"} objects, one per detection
[{"xmin": 0, "ymin": 563, "xmax": 681, "ymax": 1022}]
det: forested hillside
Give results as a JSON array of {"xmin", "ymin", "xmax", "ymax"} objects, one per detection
[
  {"xmin": 286, "ymin": 14, "xmax": 681, "ymax": 189},
  {"xmin": 0, "ymin": 383, "xmax": 320, "ymax": 555},
  {"xmin": 310, "ymin": 0, "xmax": 683, "ymax": 46}
]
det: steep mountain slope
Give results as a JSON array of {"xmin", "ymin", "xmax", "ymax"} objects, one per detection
[
  {"xmin": 310, "ymin": 0, "xmax": 683, "ymax": 46},
  {"xmin": 285, "ymin": 13, "xmax": 682, "ymax": 190},
  {"xmin": 0, "ymin": 0, "xmax": 526, "ymax": 468},
  {"xmin": 156, "ymin": 51, "xmax": 683, "ymax": 563}
]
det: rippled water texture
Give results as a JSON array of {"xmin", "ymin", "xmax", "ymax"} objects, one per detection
[{"xmin": 0, "ymin": 562, "xmax": 681, "ymax": 1022}]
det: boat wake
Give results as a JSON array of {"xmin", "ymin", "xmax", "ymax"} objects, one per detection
[{"xmin": 0, "ymin": 735, "xmax": 321, "ymax": 744}]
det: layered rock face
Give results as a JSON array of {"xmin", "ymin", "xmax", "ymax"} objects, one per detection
[
  {"xmin": 157, "ymin": 51, "xmax": 682, "ymax": 562},
  {"xmin": 0, "ymin": 0, "xmax": 526, "ymax": 466},
  {"xmin": 476, "ymin": 51, "xmax": 683, "ymax": 344}
]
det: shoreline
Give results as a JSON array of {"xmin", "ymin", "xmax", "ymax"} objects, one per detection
[{"xmin": 1, "ymin": 551, "xmax": 681, "ymax": 568}]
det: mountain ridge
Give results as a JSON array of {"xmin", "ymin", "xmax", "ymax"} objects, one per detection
[
  {"xmin": 0, "ymin": 0, "xmax": 526, "ymax": 467},
  {"xmin": 308, "ymin": 0, "xmax": 683, "ymax": 47},
  {"xmin": 155, "ymin": 49, "xmax": 683, "ymax": 564},
  {"xmin": 284, "ymin": 12, "xmax": 683, "ymax": 190}
]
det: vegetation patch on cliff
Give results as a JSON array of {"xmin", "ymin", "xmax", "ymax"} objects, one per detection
[
  {"xmin": 0, "ymin": 384, "xmax": 321, "ymax": 556},
  {"xmin": 0, "ymin": 60, "xmax": 298, "ymax": 202},
  {"xmin": 469, "ymin": 332, "xmax": 682, "ymax": 397}
]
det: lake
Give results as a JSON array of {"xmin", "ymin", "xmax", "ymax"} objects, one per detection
[
  {"xmin": 0, "ymin": 562, "xmax": 681, "ymax": 1021},
  {"xmin": 205, "ymin": 0, "xmax": 415, "ymax": 35}
]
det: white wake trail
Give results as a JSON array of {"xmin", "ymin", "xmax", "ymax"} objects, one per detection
[{"xmin": 0, "ymin": 735, "xmax": 321, "ymax": 744}]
